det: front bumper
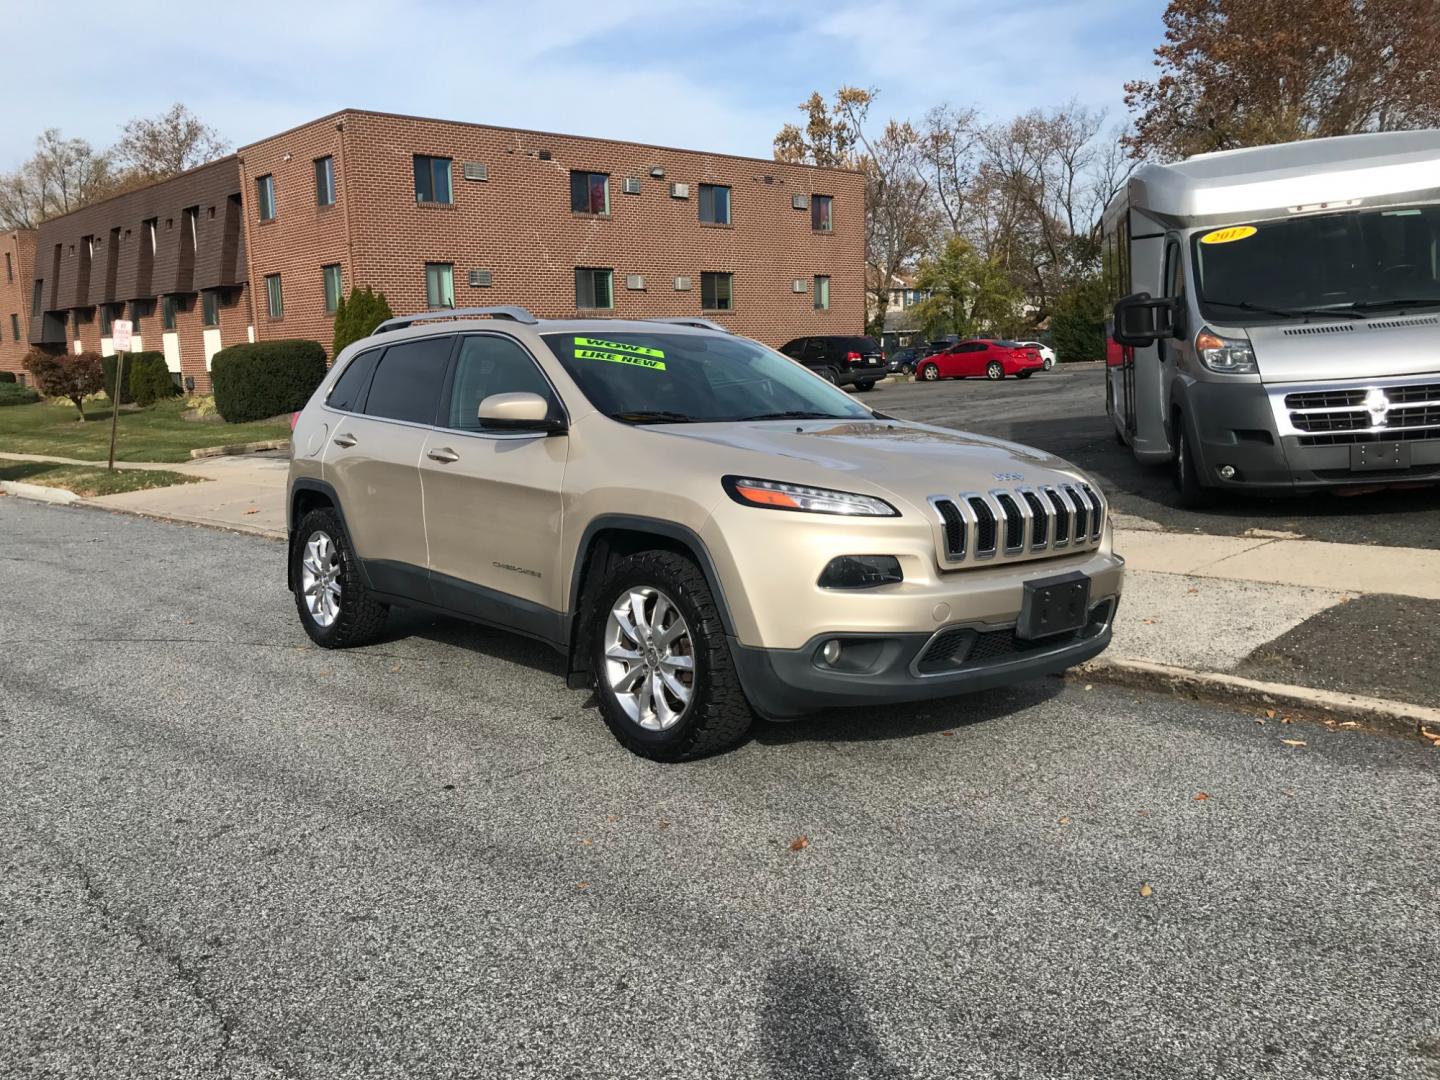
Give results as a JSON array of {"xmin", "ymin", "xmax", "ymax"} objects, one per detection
[{"xmin": 730, "ymin": 596, "xmax": 1117, "ymax": 718}]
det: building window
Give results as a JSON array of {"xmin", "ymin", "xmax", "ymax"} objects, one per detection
[
  {"xmin": 101, "ymin": 304, "xmax": 116, "ymax": 336},
  {"xmin": 32, "ymin": 280, "xmax": 42, "ymax": 317},
  {"xmin": 323, "ymin": 264, "xmax": 343, "ymax": 314},
  {"xmin": 315, "ymin": 156, "xmax": 336, "ymax": 206},
  {"xmin": 701, "ymin": 271, "xmax": 733, "ymax": 311},
  {"xmin": 130, "ymin": 299, "xmax": 151, "ymax": 329},
  {"xmin": 266, "ymin": 274, "xmax": 283, "ymax": 319},
  {"xmin": 5, "ymin": 252, "xmax": 12, "ymax": 281},
  {"xmin": 202, "ymin": 290, "xmax": 220, "ymax": 327},
  {"xmin": 185, "ymin": 207, "xmax": 199, "ymax": 246},
  {"xmin": 811, "ymin": 194, "xmax": 833, "ymax": 232},
  {"xmin": 570, "ymin": 171, "xmax": 610, "ymax": 215},
  {"xmin": 10, "ymin": 314, "xmax": 18, "ymax": 341},
  {"xmin": 699, "ymin": 184, "xmax": 731, "ymax": 225},
  {"xmin": 146, "ymin": 219, "xmax": 157, "ymax": 252},
  {"xmin": 814, "ymin": 275, "xmax": 830, "ymax": 311},
  {"xmin": 256, "ymin": 175, "xmax": 276, "ymax": 221},
  {"xmin": 414, "ymin": 155, "xmax": 452, "ymax": 204},
  {"xmin": 425, "ymin": 262, "xmax": 455, "ymax": 309},
  {"xmin": 574, "ymin": 267, "xmax": 613, "ymax": 309},
  {"xmin": 161, "ymin": 295, "xmax": 177, "ymax": 330}
]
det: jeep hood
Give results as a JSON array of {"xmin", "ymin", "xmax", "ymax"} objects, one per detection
[{"xmin": 653, "ymin": 419, "xmax": 1088, "ymax": 509}]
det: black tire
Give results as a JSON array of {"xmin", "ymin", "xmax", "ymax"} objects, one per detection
[
  {"xmin": 1016, "ymin": 370, "xmax": 1033, "ymax": 379},
  {"xmin": 1044, "ymin": 357, "xmax": 1055, "ymax": 370},
  {"xmin": 589, "ymin": 550, "xmax": 753, "ymax": 762},
  {"xmin": 902, "ymin": 363, "xmax": 915, "ymax": 376},
  {"xmin": 920, "ymin": 363, "xmax": 940, "ymax": 382},
  {"xmin": 291, "ymin": 507, "xmax": 389, "ymax": 648},
  {"xmin": 1173, "ymin": 413, "xmax": 1217, "ymax": 509},
  {"xmin": 986, "ymin": 361, "xmax": 1004, "ymax": 380},
  {"xmin": 822, "ymin": 367, "xmax": 840, "ymax": 385},
  {"xmin": 853, "ymin": 380, "xmax": 876, "ymax": 392}
]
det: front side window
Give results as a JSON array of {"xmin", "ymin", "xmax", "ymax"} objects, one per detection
[
  {"xmin": 323, "ymin": 264, "xmax": 343, "ymax": 313},
  {"xmin": 202, "ymin": 290, "xmax": 220, "ymax": 327},
  {"xmin": 700, "ymin": 271, "xmax": 733, "ymax": 311},
  {"xmin": 575, "ymin": 267, "xmax": 613, "ymax": 309},
  {"xmin": 698, "ymin": 184, "xmax": 731, "ymax": 225},
  {"xmin": 363, "ymin": 335, "xmax": 453, "ymax": 425},
  {"xmin": 541, "ymin": 332, "xmax": 872, "ymax": 424},
  {"xmin": 446, "ymin": 335, "xmax": 558, "ymax": 431},
  {"xmin": 414, "ymin": 155, "xmax": 453, "ymax": 204},
  {"xmin": 814, "ymin": 275, "xmax": 830, "ymax": 311},
  {"xmin": 811, "ymin": 194, "xmax": 833, "ymax": 232},
  {"xmin": 315, "ymin": 156, "xmax": 336, "ymax": 206},
  {"xmin": 570, "ymin": 171, "xmax": 610, "ymax": 215},
  {"xmin": 425, "ymin": 262, "xmax": 455, "ymax": 309},
  {"xmin": 256, "ymin": 175, "xmax": 276, "ymax": 221},
  {"xmin": 266, "ymin": 274, "xmax": 283, "ymax": 319}
]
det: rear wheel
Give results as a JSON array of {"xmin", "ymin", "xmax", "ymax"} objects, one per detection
[
  {"xmin": 590, "ymin": 551, "xmax": 753, "ymax": 762},
  {"xmin": 986, "ymin": 361, "xmax": 1004, "ymax": 380},
  {"xmin": 1044, "ymin": 357, "xmax": 1055, "ymax": 370},
  {"xmin": 1173, "ymin": 413, "xmax": 1217, "ymax": 509},
  {"xmin": 853, "ymin": 380, "xmax": 876, "ymax": 392},
  {"xmin": 822, "ymin": 367, "xmax": 840, "ymax": 385},
  {"xmin": 920, "ymin": 363, "xmax": 940, "ymax": 382},
  {"xmin": 291, "ymin": 508, "xmax": 388, "ymax": 648}
]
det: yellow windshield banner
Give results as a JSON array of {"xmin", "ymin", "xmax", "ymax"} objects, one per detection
[
  {"xmin": 1200, "ymin": 225, "xmax": 1258, "ymax": 245},
  {"xmin": 574, "ymin": 347, "xmax": 667, "ymax": 371},
  {"xmin": 573, "ymin": 336, "xmax": 666, "ymax": 359}
]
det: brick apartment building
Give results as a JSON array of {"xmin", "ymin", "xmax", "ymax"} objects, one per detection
[
  {"xmin": 10, "ymin": 109, "xmax": 864, "ymax": 390},
  {"xmin": 0, "ymin": 229, "xmax": 35, "ymax": 373}
]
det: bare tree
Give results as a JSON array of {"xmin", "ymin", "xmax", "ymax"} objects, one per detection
[
  {"xmin": 0, "ymin": 129, "xmax": 114, "ymax": 228},
  {"xmin": 921, "ymin": 105, "xmax": 983, "ymax": 235},
  {"xmin": 115, "ymin": 104, "xmax": 230, "ymax": 180}
]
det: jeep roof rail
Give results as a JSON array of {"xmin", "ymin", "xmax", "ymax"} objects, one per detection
[
  {"xmin": 644, "ymin": 317, "xmax": 734, "ymax": 334},
  {"xmin": 374, "ymin": 306, "xmax": 539, "ymax": 333}
]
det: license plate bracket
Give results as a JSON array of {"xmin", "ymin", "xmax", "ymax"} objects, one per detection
[
  {"xmin": 1017, "ymin": 571, "xmax": 1091, "ymax": 640},
  {"xmin": 1349, "ymin": 441, "xmax": 1410, "ymax": 471}
]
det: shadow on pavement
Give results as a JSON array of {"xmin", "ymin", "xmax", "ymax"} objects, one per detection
[{"xmin": 759, "ymin": 953, "xmax": 909, "ymax": 1080}]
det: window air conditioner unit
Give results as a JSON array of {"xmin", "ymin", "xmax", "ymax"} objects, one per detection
[
  {"xmin": 468, "ymin": 270, "xmax": 492, "ymax": 287},
  {"xmin": 670, "ymin": 182, "xmax": 690, "ymax": 199},
  {"xmin": 626, "ymin": 274, "xmax": 646, "ymax": 291},
  {"xmin": 462, "ymin": 162, "xmax": 488, "ymax": 181},
  {"xmin": 793, "ymin": 280, "xmax": 807, "ymax": 293},
  {"xmin": 674, "ymin": 276, "xmax": 692, "ymax": 291},
  {"xmin": 623, "ymin": 177, "xmax": 642, "ymax": 195},
  {"xmin": 792, "ymin": 194, "xmax": 809, "ymax": 210}
]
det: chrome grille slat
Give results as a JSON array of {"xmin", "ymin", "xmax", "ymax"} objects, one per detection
[{"xmin": 929, "ymin": 483, "xmax": 1106, "ymax": 565}]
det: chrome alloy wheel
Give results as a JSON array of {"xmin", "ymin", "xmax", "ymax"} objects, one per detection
[
  {"xmin": 603, "ymin": 586, "xmax": 695, "ymax": 731},
  {"xmin": 300, "ymin": 530, "xmax": 342, "ymax": 628}
]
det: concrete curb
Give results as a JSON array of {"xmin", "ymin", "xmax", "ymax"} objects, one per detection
[
  {"xmin": 1080, "ymin": 656, "xmax": 1440, "ymax": 742},
  {"xmin": 0, "ymin": 480, "xmax": 80, "ymax": 505},
  {"xmin": 68, "ymin": 500, "xmax": 286, "ymax": 541},
  {"xmin": 190, "ymin": 439, "xmax": 290, "ymax": 459}
]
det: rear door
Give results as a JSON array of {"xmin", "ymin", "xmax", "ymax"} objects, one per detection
[
  {"xmin": 420, "ymin": 333, "xmax": 568, "ymax": 625},
  {"xmin": 323, "ymin": 333, "xmax": 455, "ymax": 597}
]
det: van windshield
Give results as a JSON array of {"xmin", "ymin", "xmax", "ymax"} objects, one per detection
[
  {"xmin": 1191, "ymin": 204, "xmax": 1440, "ymax": 324},
  {"xmin": 541, "ymin": 332, "xmax": 874, "ymax": 424}
]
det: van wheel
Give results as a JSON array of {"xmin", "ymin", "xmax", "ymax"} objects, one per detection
[
  {"xmin": 920, "ymin": 363, "xmax": 940, "ymax": 381},
  {"xmin": 986, "ymin": 361, "xmax": 1004, "ymax": 380},
  {"xmin": 1173, "ymin": 414, "xmax": 1217, "ymax": 509},
  {"xmin": 590, "ymin": 551, "xmax": 753, "ymax": 762},
  {"xmin": 291, "ymin": 508, "xmax": 389, "ymax": 648}
]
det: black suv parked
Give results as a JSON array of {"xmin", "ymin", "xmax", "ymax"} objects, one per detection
[{"xmin": 778, "ymin": 336, "xmax": 886, "ymax": 391}]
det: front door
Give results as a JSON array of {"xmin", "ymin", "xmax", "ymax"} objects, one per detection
[{"xmin": 420, "ymin": 333, "xmax": 568, "ymax": 628}]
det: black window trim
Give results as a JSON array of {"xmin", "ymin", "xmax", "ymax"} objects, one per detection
[{"xmin": 328, "ymin": 333, "xmax": 459, "ymax": 430}]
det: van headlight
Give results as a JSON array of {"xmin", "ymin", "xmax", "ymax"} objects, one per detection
[
  {"xmin": 1196, "ymin": 327, "xmax": 1257, "ymax": 373},
  {"xmin": 722, "ymin": 476, "xmax": 898, "ymax": 516}
]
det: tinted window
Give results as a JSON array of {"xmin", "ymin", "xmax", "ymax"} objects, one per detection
[
  {"xmin": 327, "ymin": 348, "xmax": 381, "ymax": 413},
  {"xmin": 363, "ymin": 336, "xmax": 453, "ymax": 424},
  {"xmin": 837, "ymin": 337, "xmax": 879, "ymax": 353},
  {"xmin": 446, "ymin": 335, "xmax": 557, "ymax": 431}
]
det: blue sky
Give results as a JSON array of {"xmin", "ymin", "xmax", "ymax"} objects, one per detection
[{"xmin": 2, "ymin": 0, "xmax": 1165, "ymax": 171}]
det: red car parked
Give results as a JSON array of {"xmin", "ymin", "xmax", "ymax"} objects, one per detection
[{"xmin": 917, "ymin": 339, "xmax": 1045, "ymax": 382}]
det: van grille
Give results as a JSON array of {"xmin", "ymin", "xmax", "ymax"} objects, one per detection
[
  {"xmin": 929, "ymin": 483, "xmax": 1105, "ymax": 567},
  {"xmin": 1285, "ymin": 381, "xmax": 1440, "ymax": 439}
]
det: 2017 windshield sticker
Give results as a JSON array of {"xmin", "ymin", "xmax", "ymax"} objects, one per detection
[
  {"xmin": 1200, "ymin": 225, "xmax": 1258, "ymax": 245},
  {"xmin": 573, "ymin": 337, "xmax": 667, "ymax": 371}
]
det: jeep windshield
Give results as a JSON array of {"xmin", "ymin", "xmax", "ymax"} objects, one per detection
[
  {"xmin": 542, "ymin": 332, "xmax": 874, "ymax": 424},
  {"xmin": 1192, "ymin": 204, "xmax": 1440, "ymax": 325}
]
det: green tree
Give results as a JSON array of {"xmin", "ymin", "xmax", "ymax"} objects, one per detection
[
  {"xmin": 332, "ymin": 286, "xmax": 394, "ymax": 359},
  {"xmin": 1050, "ymin": 274, "xmax": 1109, "ymax": 362},
  {"xmin": 910, "ymin": 235, "xmax": 1024, "ymax": 339}
]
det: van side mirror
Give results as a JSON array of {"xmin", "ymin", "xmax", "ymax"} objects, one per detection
[
  {"xmin": 477, "ymin": 392, "xmax": 566, "ymax": 434},
  {"xmin": 1112, "ymin": 293, "xmax": 1177, "ymax": 347}
]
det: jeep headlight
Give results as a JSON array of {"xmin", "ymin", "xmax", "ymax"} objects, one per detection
[
  {"xmin": 723, "ymin": 476, "xmax": 898, "ymax": 517},
  {"xmin": 1196, "ymin": 327, "xmax": 1257, "ymax": 373}
]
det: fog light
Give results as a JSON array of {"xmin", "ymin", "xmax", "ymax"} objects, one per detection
[
  {"xmin": 817, "ymin": 554, "xmax": 903, "ymax": 589},
  {"xmin": 1218, "ymin": 464, "xmax": 1236, "ymax": 479},
  {"xmin": 821, "ymin": 640, "xmax": 842, "ymax": 665}
]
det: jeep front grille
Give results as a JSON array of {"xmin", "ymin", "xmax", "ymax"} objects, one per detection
[{"xmin": 929, "ymin": 483, "xmax": 1105, "ymax": 567}]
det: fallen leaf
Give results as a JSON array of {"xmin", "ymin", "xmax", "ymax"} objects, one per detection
[
  {"xmin": 606, "ymin": 814, "xmax": 619, "ymax": 823},
  {"xmin": 1193, "ymin": 792, "xmax": 1209, "ymax": 801},
  {"xmin": 243, "ymin": 508, "xmax": 259, "ymax": 515},
  {"xmin": 1139, "ymin": 883, "xmax": 1153, "ymax": 898},
  {"xmin": 1338, "ymin": 721, "xmax": 1361, "ymax": 729},
  {"xmin": 1085, "ymin": 684, "xmax": 1094, "ymax": 691},
  {"xmin": 1142, "ymin": 618, "xmax": 1157, "ymax": 625},
  {"xmin": 658, "ymin": 820, "xmax": 671, "ymax": 829},
  {"xmin": 940, "ymin": 730, "xmax": 955, "ymax": 737},
  {"xmin": 576, "ymin": 881, "xmax": 589, "ymax": 890},
  {"xmin": 789, "ymin": 836, "xmax": 810, "ymax": 852},
  {"xmin": 1254, "ymin": 719, "xmax": 1266, "ymax": 725},
  {"xmin": 1265, "ymin": 709, "xmax": 1277, "ymax": 719},
  {"xmin": 1057, "ymin": 816, "xmax": 1071, "ymax": 826},
  {"xmin": 1281, "ymin": 716, "xmax": 1295, "ymax": 724},
  {"xmin": 1187, "ymin": 587, "xmax": 1199, "ymax": 594},
  {"xmin": 1138, "ymin": 808, "xmax": 1150, "ymax": 817},
  {"xmin": 317, "ymin": 670, "xmax": 332, "ymax": 677},
  {"xmin": 388, "ymin": 665, "xmax": 402, "ymax": 673},
  {"xmin": 579, "ymin": 838, "xmax": 594, "ymax": 846},
  {"xmin": 1420, "ymin": 726, "xmax": 1440, "ymax": 743},
  {"xmin": 1340, "ymin": 595, "xmax": 1352, "ymax": 603},
  {"xmin": 1281, "ymin": 739, "xmax": 1307, "ymax": 747}
]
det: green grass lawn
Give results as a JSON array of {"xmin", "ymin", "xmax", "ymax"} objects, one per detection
[
  {"xmin": 0, "ymin": 398, "xmax": 291, "ymax": 463},
  {"xmin": 0, "ymin": 460, "xmax": 206, "ymax": 497}
]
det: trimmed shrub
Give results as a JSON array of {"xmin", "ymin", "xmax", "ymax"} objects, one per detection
[
  {"xmin": 0, "ymin": 381, "xmax": 39, "ymax": 406},
  {"xmin": 332, "ymin": 286, "xmax": 394, "ymax": 359},
  {"xmin": 128, "ymin": 352, "xmax": 180, "ymax": 407},
  {"xmin": 24, "ymin": 350, "xmax": 105, "ymax": 420},
  {"xmin": 211, "ymin": 339, "xmax": 327, "ymax": 424},
  {"xmin": 0, "ymin": 370, "xmax": 16, "ymax": 383},
  {"xmin": 102, "ymin": 353, "xmax": 134, "ymax": 403}
]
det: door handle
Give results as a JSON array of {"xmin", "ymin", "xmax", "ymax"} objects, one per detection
[
  {"xmin": 332, "ymin": 432, "xmax": 357, "ymax": 448},
  {"xmin": 427, "ymin": 447, "xmax": 460, "ymax": 464}
]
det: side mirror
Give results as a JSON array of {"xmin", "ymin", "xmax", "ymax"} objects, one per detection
[
  {"xmin": 477, "ymin": 392, "xmax": 565, "ymax": 434},
  {"xmin": 1112, "ymin": 293, "xmax": 1177, "ymax": 347}
]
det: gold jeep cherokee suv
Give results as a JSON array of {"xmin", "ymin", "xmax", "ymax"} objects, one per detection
[{"xmin": 287, "ymin": 307, "xmax": 1123, "ymax": 760}]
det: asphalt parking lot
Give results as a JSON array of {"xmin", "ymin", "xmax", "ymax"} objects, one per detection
[
  {"xmin": 4, "ymin": 499, "xmax": 1438, "ymax": 1080},
  {"xmin": 873, "ymin": 365, "xmax": 1440, "ymax": 549}
]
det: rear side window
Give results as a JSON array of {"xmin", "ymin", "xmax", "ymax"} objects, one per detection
[
  {"xmin": 363, "ymin": 335, "xmax": 454, "ymax": 425},
  {"xmin": 326, "ymin": 348, "xmax": 381, "ymax": 413}
]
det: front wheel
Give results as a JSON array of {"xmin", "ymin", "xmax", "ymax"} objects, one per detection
[
  {"xmin": 986, "ymin": 361, "xmax": 1004, "ymax": 380},
  {"xmin": 590, "ymin": 551, "xmax": 753, "ymax": 762},
  {"xmin": 821, "ymin": 367, "xmax": 840, "ymax": 385},
  {"xmin": 291, "ymin": 508, "xmax": 389, "ymax": 648},
  {"xmin": 1173, "ymin": 414, "xmax": 1217, "ymax": 509},
  {"xmin": 920, "ymin": 363, "xmax": 940, "ymax": 381}
]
